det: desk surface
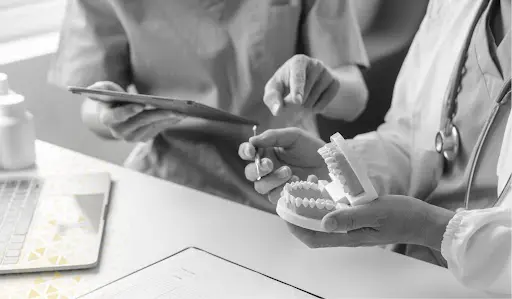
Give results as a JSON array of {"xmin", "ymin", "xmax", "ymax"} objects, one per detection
[{"xmin": 0, "ymin": 141, "xmax": 484, "ymax": 298}]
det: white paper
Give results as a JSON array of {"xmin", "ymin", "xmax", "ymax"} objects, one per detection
[{"xmin": 82, "ymin": 248, "xmax": 318, "ymax": 299}]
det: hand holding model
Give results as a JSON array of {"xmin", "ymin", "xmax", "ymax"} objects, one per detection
[{"xmin": 240, "ymin": 128, "xmax": 454, "ymax": 252}]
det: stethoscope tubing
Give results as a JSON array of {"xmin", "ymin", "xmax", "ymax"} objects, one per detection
[{"xmin": 464, "ymin": 80, "xmax": 511, "ymax": 209}]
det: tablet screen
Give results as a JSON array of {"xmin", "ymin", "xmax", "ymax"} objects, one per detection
[{"xmin": 80, "ymin": 247, "xmax": 321, "ymax": 299}]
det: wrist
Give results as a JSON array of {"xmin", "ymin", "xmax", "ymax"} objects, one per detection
[
  {"xmin": 421, "ymin": 204, "xmax": 456, "ymax": 251},
  {"xmin": 320, "ymin": 67, "xmax": 368, "ymax": 121}
]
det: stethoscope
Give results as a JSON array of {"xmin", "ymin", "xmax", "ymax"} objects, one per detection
[{"xmin": 434, "ymin": 0, "xmax": 511, "ymax": 209}]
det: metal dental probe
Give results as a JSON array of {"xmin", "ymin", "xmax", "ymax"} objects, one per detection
[{"xmin": 253, "ymin": 125, "xmax": 262, "ymax": 181}]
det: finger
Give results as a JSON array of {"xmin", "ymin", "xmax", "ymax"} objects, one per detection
[
  {"xmin": 99, "ymin": 104, "xmax": 145, "ymax": 126},
  {"xmin": 313, "ymin": 79, "xmax": 341, "ymax": 112},
  {"xmin": 88, "ymin": 81, "xmax": 125, "ymax": 92},
  {"xmin": 254, "ymin": 166, "xmax": 292, "ymax": 195},
  {"xmin": 289, "ymin": 55, "xmax": 308, "ymax": 104},
  {"xmin": 238, "ymin": 142, "xmax": 256, "ymax": 161},
  {"xmin": 263, "ymin": 69, "xmax": 286, "ymax": 116},
  {"xmin": 307, "ymin": 175, "xmax": 319, "ymax": 183},
  {"xmin": 287, "ymin": 223, "xmax": 364, "ymax": 248},
  {"xmin": 87, "ymin": 81, "xmax": 130, "ymax": 104},
  {"xmin": 249, "ymin": 128, "xmax": 302, "ymax": 149},
  {"xmin": 268, "ymin": 186, "xmax": 284, "ymax": 204},
  {"xmin": 321, "ymin": 205, "xmax": 380, "ymax": 232},
  {"xmin": 301, "ymin": 59, "xmax": 324, "ymax": 104},
  {"xmin": 110, "ymin": 110, "xmax": 184, "ymax": 139},
  {"xmin": 245, "ymin": 158, "xmax": 273, "ymax": 182},
  {"xmin": 304, "ymin": 70, "xmax": 335, "ymax": 109},
  {"xmin": 125, "ymin": 116, "xmax": 183, "ymax": 142},
  {"xmin": 289, "ymin": 223, "xmax": 378, "ymax": 248}
]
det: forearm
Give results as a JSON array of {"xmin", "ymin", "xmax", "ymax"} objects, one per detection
[
  {"xmin": 320, "ymin": 65, "xmax": 368, "ymax": 121},
  {"xmin": 421, "ymin": 205, "xmax": 455, "ymax": 251},
  {"xmin": 346, "ymin": 129, "xmax": 412, "ymax": 196}
]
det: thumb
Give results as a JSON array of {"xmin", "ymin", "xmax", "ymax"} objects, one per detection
[
  {"xmin": 249, "ymin": 128, "xmax": 302, "ymax": 149},
  {"xmin": 87, "ymin": 81, "xmax": 127, "ymax": 104},
  {"xmin": 88, "ymin": 81, "xmax": 126, "ymax": 92},
  {"xmin": 322, "ymin": 205, "xmax": 376, "ymax": 232}
]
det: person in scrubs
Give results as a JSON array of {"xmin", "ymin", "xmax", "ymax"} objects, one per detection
[
  {"xmin": 239, "ymin": 0, "xmax": 511, "ymax": 294},
  {"xmin": 48, "ymin": 0, "xmax": 369, "ymax": 213}
]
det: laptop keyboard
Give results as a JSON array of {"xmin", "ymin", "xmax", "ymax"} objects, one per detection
[{"xmin": 0, "ymin": 178, "xmax": 42, "ymax": 265}]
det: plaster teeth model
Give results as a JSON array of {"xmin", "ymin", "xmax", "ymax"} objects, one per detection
[
  {"xmin": 281, "ymin": 181, "xmax": 348, "ymax": 219},
  {"xmin": 318, "ymin": 133, "xmax": 377, "ymax": 206},
  {"xmin": 276, "ymin": 133, "xmax": 377, "ymax": 233}
]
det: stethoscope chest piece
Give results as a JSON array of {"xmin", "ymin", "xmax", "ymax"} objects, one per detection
[{"xmin": 435, "ymin": 124, "xmax": 460, "ymax": 161}]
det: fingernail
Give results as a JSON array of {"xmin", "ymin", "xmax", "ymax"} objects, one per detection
[
  {"xmin": 133, "ymin": 105, "xmax": 144, "ymax": 113},
  {"xmin": 261, "ymin": 159, "xmax": 271, "ymax": 171},
  {"xmin": 277, "ymin": 167, "xmax": 291, "ymax": 178},
  {"xmin": 294, "ymin": 94, "xmax": 303, "ymax": 104},
  {"xmin": 271, "ymin": 103, "xmax": 280, "ymax": 115},
  {"xmin": 324, "ymin": 218, "xmax": 338, "ymax": 232},
  {"xmin": 168, "ymin": 112, "xmax": 183, "ymax": 119},
  {"xmin": 244, "ymin": 146, "xmax": 253, "ymax": 158}
]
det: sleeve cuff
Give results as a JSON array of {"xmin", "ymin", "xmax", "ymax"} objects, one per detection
[{"xmin": 441, "ymin": 211, "xmax": 466, "ymax": 263}]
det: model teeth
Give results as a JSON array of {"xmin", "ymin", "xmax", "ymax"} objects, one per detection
[
  {"xmin": 316, "ymin": 199, "xmax": 325, "ymax": 209},
  {"xmin": 324, "ymin": 157, "xmax": 335, "ymax": 164},
  {"xmin": 282, "ymin": 181, "xmax": 348, "ymax": 211},
  {"xmin": 308, "ymin": 198, "xmax": 315, "ymax": 208}
]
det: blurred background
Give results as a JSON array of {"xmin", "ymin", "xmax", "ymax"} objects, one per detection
[{"xmin": 0, "ymin": 0, "xmax": 428, "ymax": 166}]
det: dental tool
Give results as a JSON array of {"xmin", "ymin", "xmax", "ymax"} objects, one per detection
[{"xmin": 253, "ymin": 125, "xmax": 262, "ymax": 181}]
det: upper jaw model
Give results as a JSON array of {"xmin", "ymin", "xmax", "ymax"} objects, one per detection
[{"xmin": 276, "ymin": 133, "xmax": 378, "ymax": 233}]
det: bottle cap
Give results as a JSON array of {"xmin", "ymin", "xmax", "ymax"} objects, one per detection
[
  {"xmin": 0, "ymin": 93, "xmax": 26, "ymax": 117},
  {"xmin": 0, "ymin": 73, "xmax": 8, "ymax": 95}
]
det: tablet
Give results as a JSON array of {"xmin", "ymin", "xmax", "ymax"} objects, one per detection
[
  {"xmin": 79, "ymin": 247, "xmax": 321, "ymax": 299},
  {"xmin": 68, "ymin": 86, "xmax": 259, "ymax": 126}
]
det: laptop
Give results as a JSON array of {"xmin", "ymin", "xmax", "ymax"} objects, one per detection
[{"xmin": 0, "ymin": 172, "xmax": 111, "ymax": 274}]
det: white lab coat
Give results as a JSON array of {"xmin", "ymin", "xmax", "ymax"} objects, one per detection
[
  {"xmin": 343, "ymin": 0, "xmax": 511, "ymax": 294},
  {"xmin": 441, "ymin": 109, "xmax": 512, "ymax": 296}
]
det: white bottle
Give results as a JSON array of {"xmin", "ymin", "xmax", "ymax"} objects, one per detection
[{"xmin": 0, "ymin": 73, "xmax": 36, "ymax": 170}]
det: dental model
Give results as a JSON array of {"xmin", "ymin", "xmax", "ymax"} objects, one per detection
[{"xmin": 276, "ymin": 133, "xmax": 378, "ymax": 233}]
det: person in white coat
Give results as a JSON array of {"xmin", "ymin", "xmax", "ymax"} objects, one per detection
[{"xmin": 238, "ymin": 0, "xmax": 511, "ymax": 295}]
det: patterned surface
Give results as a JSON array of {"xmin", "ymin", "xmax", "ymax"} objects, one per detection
[
  {"xmin": 2, "ymin": 193, "xmax": 102, "ymax": 271},
  {"xmin": 0, "ymin": 143, "xmax": 111, "ymax": 298},
  {"xmin": 1, "ymin": 272, "xmax": 83, "ymax": 299}
]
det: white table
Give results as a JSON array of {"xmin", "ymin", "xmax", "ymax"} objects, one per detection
[{"xmin": 0, "ymin": 141, "xmax": 485, "ymax": 298}]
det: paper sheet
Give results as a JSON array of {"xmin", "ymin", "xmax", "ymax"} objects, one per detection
[{"xmin": 81, "ymin": 248, "xmax": 319, "ymax": 299}]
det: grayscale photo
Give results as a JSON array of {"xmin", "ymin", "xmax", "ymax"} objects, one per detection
[{"xmin": 0, "ymin": 0, "xmax": 510, "ymax": 298}]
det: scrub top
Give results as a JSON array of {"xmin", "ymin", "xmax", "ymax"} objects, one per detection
[
  {"xmin": 49, "ymin": 0, "xmax": 369, "ymax": 212},
  {"xmin": 344, "ymin": 0, "xmax": 510, "ymax": 267}
]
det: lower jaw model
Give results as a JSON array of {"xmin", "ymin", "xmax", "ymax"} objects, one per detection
[{"xmin": 276, "ymin": 133, "xmax": 378, "ymax": 233}]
